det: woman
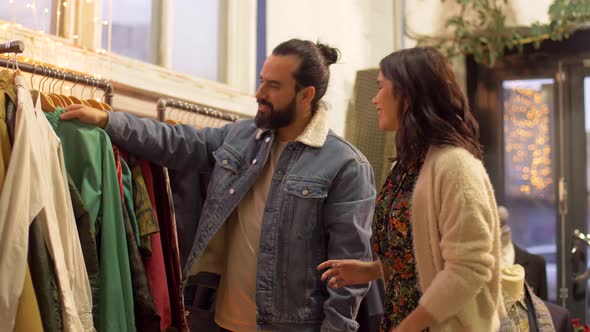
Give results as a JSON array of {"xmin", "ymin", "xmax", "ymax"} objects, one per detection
[{"xmin": 317, "ymin": 47, "xmax": 502, "ymax": 332}]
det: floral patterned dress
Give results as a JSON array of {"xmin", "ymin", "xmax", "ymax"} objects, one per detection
[{"xmin": 372, "ymin": 159, "xmax": 424, "ymax": 332}]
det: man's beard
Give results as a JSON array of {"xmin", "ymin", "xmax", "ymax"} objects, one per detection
[{"xmin": 255, "ymin": 97, "xmax": 297, "ymax": 129}]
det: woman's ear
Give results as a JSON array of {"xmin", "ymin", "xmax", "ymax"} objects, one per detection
[{"xmin": 402, "ymin": 98, "xmax": 409, "ymax": 114}]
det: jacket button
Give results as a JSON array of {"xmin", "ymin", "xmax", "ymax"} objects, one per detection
[
  {"xmin": 252, "ymin": 159, "xmax": 257, "ymax": 165},
  {"xmin": 302, "ymin": 189, "xmax": 309, "ymax": 196},
  {"xmin": 229, "ymin": 188, "xmax": 235, "ymax": 195},
  {"xmin": 265, "ymin": 137, "xmax": 271, "ymax": 143},
  {"xmin": 222, "ymin": 160, "xmax": 228, "ymax": 166},
  {"xmin": 208, "ymin": 223, "xmax": 212, "ymax": 229}
]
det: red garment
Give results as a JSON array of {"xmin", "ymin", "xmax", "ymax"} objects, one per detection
[
  {"xmin": 140, "ymin": 160, "xmax": 172, "ymax": 330},
  {"xmin": 112, "ymin": 145, "xmax": 124, "ymax": 201},
  {"xmin": 151, "ymin": 164, "xmax": 187, "ymax": 331}
]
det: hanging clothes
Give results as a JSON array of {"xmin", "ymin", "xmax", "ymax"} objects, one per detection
[
  {"xmin": 5, "ymin": 87, "xmax": 16, "ymax": 146},
  {"xmin": 0, "ymin": 69, "xmax": 15, "ymax": 190},
  {"xmin": 44, "ymin": 107, "xmax": 135, "ymax": 332},
  {"xmin": 152, "ymin": 164, "xmax": 187, "ymax": 330},
  {"xmin": 140, "ymin": 159, "xmax": 173, "ymax": 330},
  {"xmin": 0, "ymin": 69, "xmax": 44, "ymax": 332},
  {"xmin": 66, "ymin": 174, "xmax": 100, "ymax": 327},
  {"xmin": 28, "ymin": 218, "xmax": 63, "ymax": 332},
  {"xmin": 14, "ymin": 266, "xmax": 44, "ymax": 332},
  {"xmin": 118, "ymin": 149, "xmax": 140, "ymax": 242},
  {"xmin": 0, "ymin": 74, "xmax": 92, "ymax": 331},
  {"xmin": 128, "ymin": 154, "xmax": 160, "ymax": 256},
  {"xmin": 120, "ymin": 157, "xmax": 162, "ymax": 331}
]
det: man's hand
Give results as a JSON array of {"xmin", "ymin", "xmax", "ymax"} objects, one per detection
[
  {"xmin": 61, "ymin": 104, "xmax": 109, "ymax": 128},
  {"xmin": 317, "ymin": 259, "xmax": 381, "ymax": 289}
]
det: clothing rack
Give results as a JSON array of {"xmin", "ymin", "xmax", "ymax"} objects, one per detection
[
  {"xmin": 0, "ymin": 40, "xmax": 24, "ymax": 54},
  {"xmin": 0, "ymin": 40, "xmax": 114, "ymax": 105},
  {"xmin": 157, "ymin": 97, "xmax": 239, "ymax": 123}
]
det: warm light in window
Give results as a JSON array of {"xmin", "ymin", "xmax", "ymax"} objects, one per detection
[
  {"xmin": 63, "ymin": 2, "xmax": 68, "ymax": 7},
  {"xmin": 504, "ymin": 83, "xmax": 553, "ymax": 199}
]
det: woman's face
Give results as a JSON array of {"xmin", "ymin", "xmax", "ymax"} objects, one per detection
[{"xmin": 372, "ymin": 71, "xmax": 400, "ymax": 131}]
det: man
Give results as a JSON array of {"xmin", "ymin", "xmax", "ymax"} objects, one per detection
[{"xmin": 62, "ymin": 39, "xmax": 376, "ymax": 331}]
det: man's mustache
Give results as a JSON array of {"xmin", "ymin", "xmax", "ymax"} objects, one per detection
[{"xmin": 257, "ymin": 99, "xmax": 274, "ymax": 109}]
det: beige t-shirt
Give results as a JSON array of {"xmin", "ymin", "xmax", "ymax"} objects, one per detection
[{"xmin": 215, "ymin": 139, "xmax": 287, "ymax": 332}]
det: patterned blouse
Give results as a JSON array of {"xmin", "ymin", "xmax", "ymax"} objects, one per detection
[{"xmin": 372, "ymin": 159, "xmax": 424, "ymax": 332}]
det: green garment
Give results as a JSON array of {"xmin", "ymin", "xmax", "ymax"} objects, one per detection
[
  {"xmin": 45, "ymin": 107, "xmax": 136, "ymax": 332},
  {"xmin": 28, "ymin": 218, "xmax": 63, "ymax": 332},
  {"xmin": 121, "ymin": 158, "xmax": 140, "ymax": 244},
  {"xmin": 67, "ymin": 173, "xmax": 100, "ymax": 328}
]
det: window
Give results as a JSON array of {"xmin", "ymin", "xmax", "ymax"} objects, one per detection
[
  {"xmin": 0, "ymin": 0, "xmax": 243, "ymax": 86},
  {"xmin": 0, "ymin": 0, "xmax": 55, "ymax": 34},
  {"xmin": 170, "ymin": 0, "xmax": 221, "ymax": 82},
  {"xmin": 102, "ymin": 0, "xmax": 153, "ymax": 63},
  {"xmin": 502, "ymin": 78, "xmax": 557, "ymax": 302}
]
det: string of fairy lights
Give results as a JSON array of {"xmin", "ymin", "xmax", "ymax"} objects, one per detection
[
  {"xmin": 504, "ymin": 83, "xmax": 554, "ymax": 200},
  {"xmin": 1, "ymin": 0, "xmax": 112, "ymax": 84}
]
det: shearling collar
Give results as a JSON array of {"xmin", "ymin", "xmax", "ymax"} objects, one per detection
[{"xmin": 255, "ymin": 107, "xmax": 329, "ymax": 148}]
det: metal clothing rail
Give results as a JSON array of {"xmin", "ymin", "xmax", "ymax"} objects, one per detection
[
  {"xmin": 157, "ymin": 97, "xmax": 239, "ymax": 122},
  {"xmin": 0, "ymin": 40, "xmax": 24, "ymax": 54},
  {"xmin": 0, "ymin": 40, "xmax": 114, "ymax": 105}
]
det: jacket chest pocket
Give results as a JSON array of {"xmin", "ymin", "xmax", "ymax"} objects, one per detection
[
  {"xmin": 209, "ymin": 146, "xmax": 244, "ymax": 198},
  {"xmin": 285, "ymin": 180, "xmax": 328, "ymax": 223},
  {"xmin": 283, "ymin": 179, "xmax": 328, "ymax": 241}
]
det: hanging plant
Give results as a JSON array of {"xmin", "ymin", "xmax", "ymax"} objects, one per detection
[{"xmin": 413, "ymin": 0, "xmax": 590, "ymax": 66}]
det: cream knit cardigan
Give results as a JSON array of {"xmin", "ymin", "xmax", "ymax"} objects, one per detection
[{"xmin": 412, "ymin": 146, "xmax": 502, "ymax": 332}]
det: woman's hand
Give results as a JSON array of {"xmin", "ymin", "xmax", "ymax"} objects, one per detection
[
  {"xmin": 393, "ymin": 305, "xmax": 435, "ymax": 332},
  {"xmin": 316, "ymin": 259, "xmax": 381, "ymax": 289},
  {"xmin": 60, "ymin": 104, "xmax": 109, "ymax": 128}
]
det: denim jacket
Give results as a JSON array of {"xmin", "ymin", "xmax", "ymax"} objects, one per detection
[{"xmin": 105, "ymin": 108, "xmax": 376, "ymax": 331}]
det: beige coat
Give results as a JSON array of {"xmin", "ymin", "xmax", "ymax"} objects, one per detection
[{"xmin": 412, "ymin": 145, "xmax": 502, "ymax": 332}]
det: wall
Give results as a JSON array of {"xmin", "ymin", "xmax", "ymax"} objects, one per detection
[
  {"xmin": 404, "ymin": 0, "xmax": 554, "ymax": 47},
  {"xmin": 402, "ymin": 0, "xmax": 554, "ymax": 99},
  {"xmin": 266, "ymin": 0, "xmax": 553, "ymax": 137},
  {"xmin": 266, "ymin": 0, "xmax": 395, "ymax": 136}
]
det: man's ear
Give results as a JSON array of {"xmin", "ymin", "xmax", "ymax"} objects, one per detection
[{"xmin": 299, "ymin": 86, "xmax": 316, "ymax": 105}]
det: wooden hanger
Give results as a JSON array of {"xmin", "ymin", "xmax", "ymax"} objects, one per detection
[
  {"xmin": 36, "ymin": 68, "xmax": 57, "ymax": 112},
  {"xmin": 47, "ymin": 73, "xmax": 65, "ymax": 108},
  {"xmin": 84, "ymin": 78, "xmax": 102, "ymax": 110},
  {"xmin": 56, "ymin": 71, "xmax": 74, "ymax": 106},
  {"xmin": 165, "ymin": 119, "xmax": 180, "ymax": 125},
  {"xmin": 87, "ymin": 98, "xmax": 105, "ymax": 110},
  {"xmin": 78, "ymin": 78, "xmax": 93, "ymax": 106}
]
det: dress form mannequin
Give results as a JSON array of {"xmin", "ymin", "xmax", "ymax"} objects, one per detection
[
  {"xmin": 500, "ymin": 264, "xmax": 557, "ymax": 332},
  {"xmin": 498, "ymin": 206, "xmax": 515, "ymax": 267},
  {"xmin": 499, "ymin": 205, "xmax": 548, "ymax": 300},
  {"xmin": 501, "ymin": 264, "xmax": 530, "ymax": 332},
  {"xmin": 501, "ymin": 264, "xmax": 525, "ymax": 302}
]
